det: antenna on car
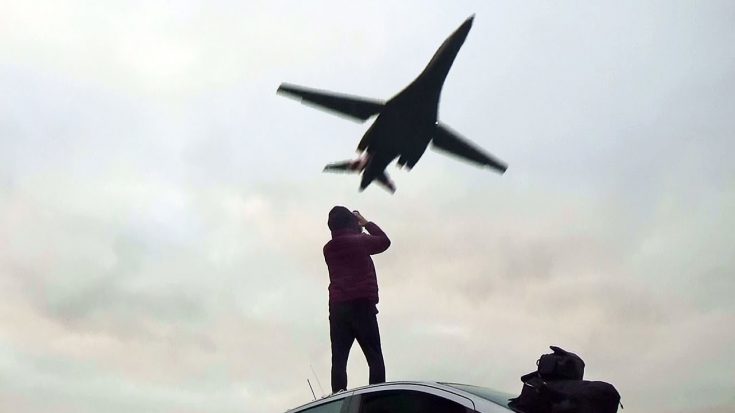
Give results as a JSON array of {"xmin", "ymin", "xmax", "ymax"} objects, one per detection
[
  {"xmin": 310, "ymin": 364, "xmax": 325, "ymax": 396},
  {"xmin": 307, "ymin": 379, "xmax": 316, "ymax": 401}
]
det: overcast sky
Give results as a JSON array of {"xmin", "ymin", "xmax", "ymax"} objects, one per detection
[{"xmin": 1, "ymin": 1, "xmax": 734, "ymax": 412}]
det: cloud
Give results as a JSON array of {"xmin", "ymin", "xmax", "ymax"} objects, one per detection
[{"xmin": 1, "ymin": 1, "xmax": 734, "ymax": 412}]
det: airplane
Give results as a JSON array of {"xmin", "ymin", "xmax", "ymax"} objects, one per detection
[{"xmin": 277, "ymin": 14, "xmax": 507, "ymax": 193}]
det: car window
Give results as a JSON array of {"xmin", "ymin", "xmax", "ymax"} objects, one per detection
[
  {"xmin": 359, "ymin": 389, "xmax": 469, "ymax": 413},
  {"xmin": 298, "ymin": 399, "xmax": 345, "ymax": 413}
]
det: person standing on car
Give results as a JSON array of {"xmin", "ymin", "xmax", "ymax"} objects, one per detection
[{"xmin": 324, "ymin": 206, "xmax": 391, "ymax": 393}]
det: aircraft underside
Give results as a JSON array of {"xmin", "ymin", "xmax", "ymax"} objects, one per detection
[{"xmin": 277, "ymin": 15, "xmax": 507, "ymax": 193}]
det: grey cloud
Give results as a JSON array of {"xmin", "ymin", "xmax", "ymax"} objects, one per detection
[{"xmin": 1, "ymin": 1, "xmax": 734, "ymax": 413}]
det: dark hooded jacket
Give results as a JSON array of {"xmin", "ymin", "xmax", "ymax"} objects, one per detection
[{"xmin": 323, "ymin": 207, "xmax": 391, "ymax": 304}]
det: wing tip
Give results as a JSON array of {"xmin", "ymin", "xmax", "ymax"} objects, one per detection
[
  {"xmin": 486, "ymin": 162, "xmax": 508, "ymax": 174},
  {"xmin": 276, "ymin": 83, "xmax": 307, "ymax": 98},
  {"xmin": 276, "ymin": 83, "xmax": 292, "ymax": 95}
]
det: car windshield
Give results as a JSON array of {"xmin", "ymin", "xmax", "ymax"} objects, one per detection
[{"xmin": 442, "ymin": 383, "xmax": 514, "ymax": 408}]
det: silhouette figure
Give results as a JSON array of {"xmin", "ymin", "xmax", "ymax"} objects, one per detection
[{"xmin": 323, "ymin": 207, "xmax": 390, "ymax": 392}]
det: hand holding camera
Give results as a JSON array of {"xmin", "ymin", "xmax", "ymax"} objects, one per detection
[{"xmin": 352, "ymin": 210, "xmax": 368, "ymax": 227}]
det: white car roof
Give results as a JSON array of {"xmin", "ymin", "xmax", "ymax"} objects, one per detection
[{"xmin": 285, "ymin": 381, "xmax": 515, "ymax": 413}]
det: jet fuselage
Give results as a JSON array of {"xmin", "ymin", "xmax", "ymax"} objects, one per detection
[
  {"xmin": 356, "ymin": 16, "xmax": 474, "ymax": 188},
  {"xmin": 277, "ymin": 14, "xmax": 507, "ymax": 193}
]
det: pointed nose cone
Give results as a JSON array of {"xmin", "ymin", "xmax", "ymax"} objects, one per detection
[
  {"xmin": 440, "ymin": 14, "xmax": 475, "ymax": 59},
  {"xmin": 454, "ymin": 14, "xmax": 474, "ymax": 39},
  {"xmin": 464, "ymin": 14, "xmax": 475, "ymax": 29},
  {"xmin": 416, "ymin": 14, "xmax": 475, "ymax": 87}
]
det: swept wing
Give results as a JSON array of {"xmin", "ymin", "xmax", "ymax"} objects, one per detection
[
  {"xmin": 277, "ymin": 83, "xmax": 384, "ymax": 121},
  {"xmin": 431, "ymin": 123, "xmax": 507, "ymax": 173}
]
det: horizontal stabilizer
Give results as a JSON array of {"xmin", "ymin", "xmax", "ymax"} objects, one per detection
[
  {"xmin": 432, "ymin": 123, "xmax": 507, "ymax": 173},
  {"xmin": 277, "ymin": 83, "xmax": 384, "ymax": 121},
  {"xmin": 376, "ymin": 172, "xmax": 396, "ymax": 193},
  {"xmin": 323, "ymin": 160, "xmax": 359, "ymax": 173}
]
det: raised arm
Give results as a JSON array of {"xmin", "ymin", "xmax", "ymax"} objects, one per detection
[
  {"xmin": 352, "ymin": 210, "xmax": 390, "ymax": 254},
  {"xmin": 362, "ymin": 222, "xmax": 391, "ymax": 254}
]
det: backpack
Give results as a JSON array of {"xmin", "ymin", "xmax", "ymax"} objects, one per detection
[
  {"xmin": 535, "ymin": 346, "xmax": 585, "ymax": 381},
  {"xmin": 509, "ymin": 375, "xmax": 550, "ymax": 413},
  {"xmin": 509, "ymin": 346, "xmax": 621, "ymax": 413},
  {"xmin": 543, "ymin": 380, "xmax": 621, "ymax": 413}
]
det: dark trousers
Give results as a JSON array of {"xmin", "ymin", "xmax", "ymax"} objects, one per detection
[{"xmin": 329, "ymin": 299, "xmax": 385, "ymax": 392}]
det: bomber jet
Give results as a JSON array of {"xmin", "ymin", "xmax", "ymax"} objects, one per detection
[{"xmin": 277, "ymin": 15, "xmax": 507, "ymax": 193}]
